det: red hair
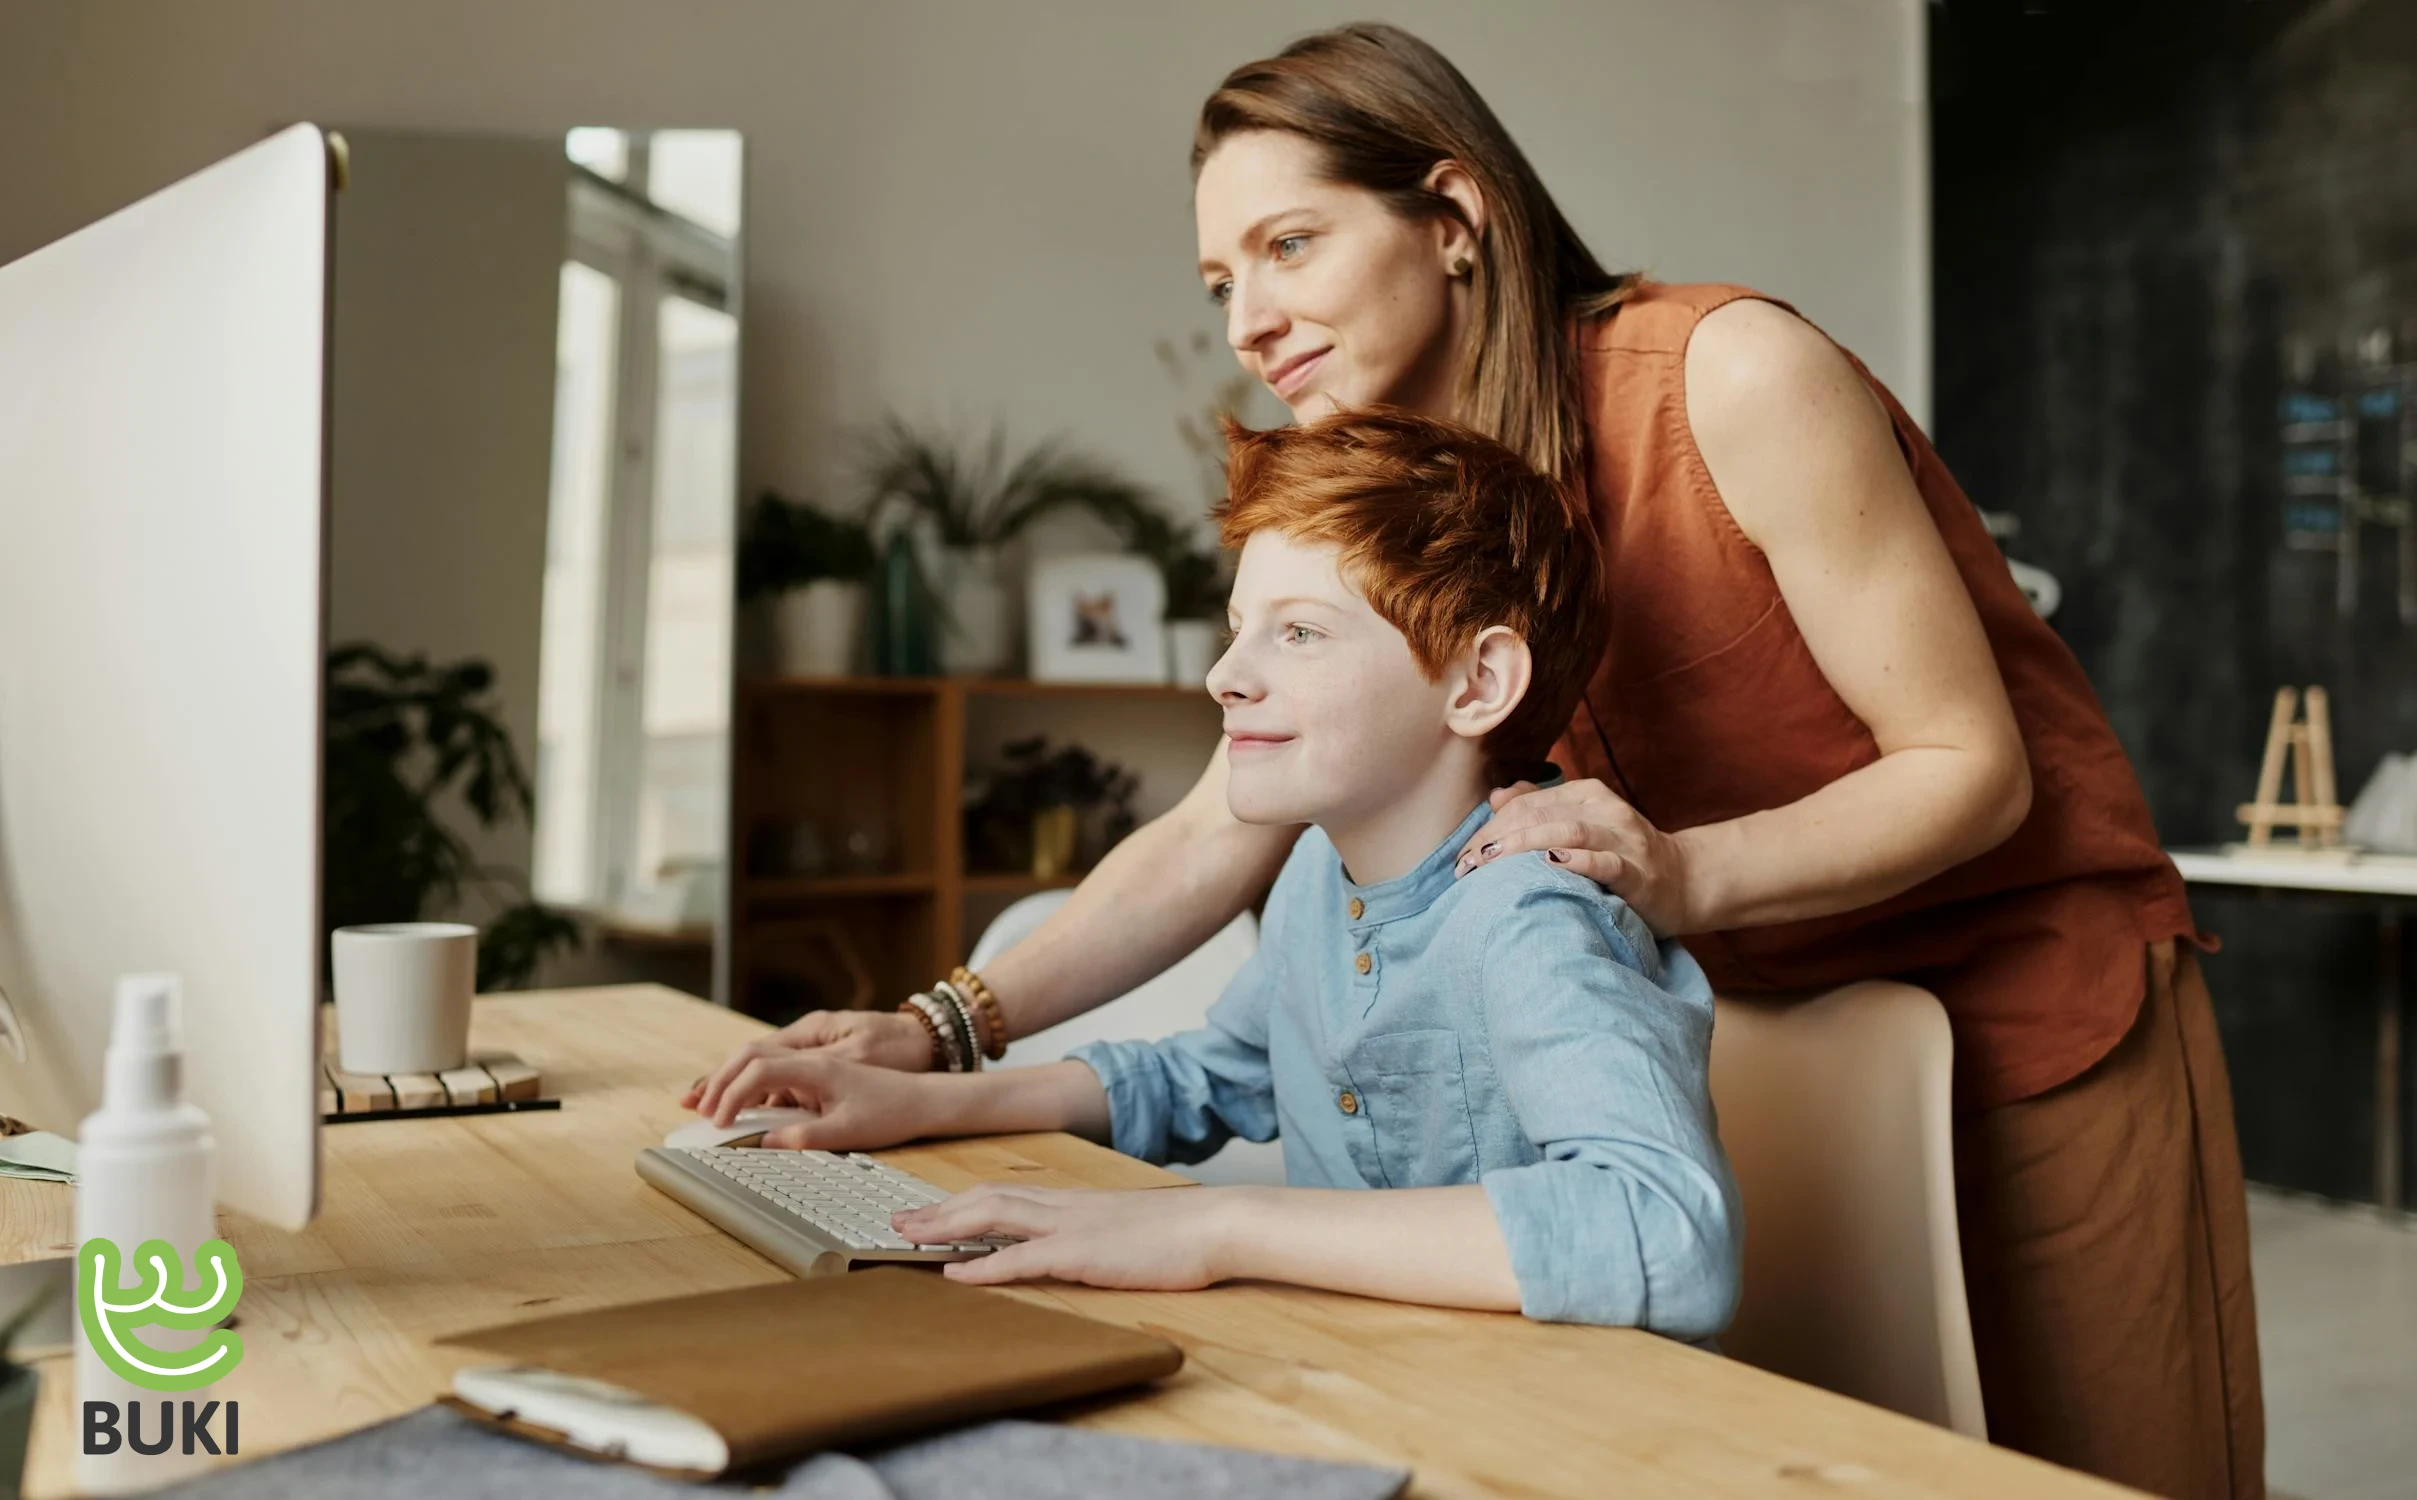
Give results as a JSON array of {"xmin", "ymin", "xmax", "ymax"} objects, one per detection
[{"xmin": 1216, "ymin": 409, "xmax": 1605, "ymax": 766}]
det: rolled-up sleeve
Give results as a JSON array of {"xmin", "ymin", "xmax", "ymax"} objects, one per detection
[
  {"xmin": 1476, "ymin": 882, "xmax": 1742, "ymax": 1341},
  {"xmin": 1067, "ymin": 949, "xmax": 1279, "ymax": 1166}
]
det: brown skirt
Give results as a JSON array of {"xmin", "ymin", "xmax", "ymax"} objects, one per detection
[{"xmin": 1952, "ymin": 940, "xmax": 2265, "ymax": 1499}]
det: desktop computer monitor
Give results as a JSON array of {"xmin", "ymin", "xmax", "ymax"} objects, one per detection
[{"xmin": 0, "ymin": 124, "xmax": 334, "ymax": 1229}]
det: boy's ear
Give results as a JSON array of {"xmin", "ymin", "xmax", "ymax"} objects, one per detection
[{"xmin": 1444, "ymin": 626, "xmax": 1531, "ymax": 743}]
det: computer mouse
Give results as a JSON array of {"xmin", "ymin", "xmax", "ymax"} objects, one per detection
[{"xmin": 663, "ymin": 1107, "xmax": 821, "ymax": 1150}]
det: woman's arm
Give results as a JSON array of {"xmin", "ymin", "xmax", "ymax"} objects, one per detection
[
  {"xmin": 682, "ymin": 744, "xmax": 1299, "ymax": 1097},
  {"xmin": 1466, "ymin": 299, "xmax": 2031, "ymax": 934},
  {"xmin": 981, "ymin": 740, "xmax": 1300, "ymax": 1038}
]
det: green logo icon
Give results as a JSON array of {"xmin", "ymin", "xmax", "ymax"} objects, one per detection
[{"xmin": 77, "ymin": 1237, "xmax": 244, "ymax": 1391}]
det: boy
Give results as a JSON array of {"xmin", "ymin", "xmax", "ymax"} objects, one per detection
[{"xmin": 700, "ymin": 411, "xmax": 1740, "ymax": 1339}]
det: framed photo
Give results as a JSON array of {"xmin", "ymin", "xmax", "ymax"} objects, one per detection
[{"xmin": 1026, "ymin": 553, "xmax": 1166, "ymax": 683}]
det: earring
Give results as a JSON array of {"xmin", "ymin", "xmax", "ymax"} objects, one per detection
[{"xmin": 1451, "ymin": 256, "xmax": 1473, "ymax": 278}]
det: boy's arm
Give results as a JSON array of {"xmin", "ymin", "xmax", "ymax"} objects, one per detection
[
  {"xmin": 915, "ymin": 1060, "xmax": 1114, "ymax": 1141},
  {"xmin": 724, "ymin": 947, "xmax": 1280, "ymax": 1157},
  {"xmin": 1475, "ymin": 881, "xmax": 1742, "ymax": 1339},
  {"xmin": 729, "ymin": 1056, "xmax": 1111, "ymax": 1152},
  {"xmin": 1061, "ymin": 944, "xmax": 1281, "ymax": 1165},
  {"xmin": 908, "ymin": 1178, "xmax": 1525, "ymax": 1306},
  {"xmin": 1215, "ymin": 1185, "xmax": 1522, "ymax": 1308}
]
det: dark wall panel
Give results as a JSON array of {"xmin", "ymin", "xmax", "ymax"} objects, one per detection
[{"xmin": 1933, "ymin": 0, "xmax": 2417, "ymax": 1202}]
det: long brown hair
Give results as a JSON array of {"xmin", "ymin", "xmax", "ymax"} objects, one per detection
[{"xmin": 1195, "ymin": 22, "xmax": 1637, "ymax": 486}]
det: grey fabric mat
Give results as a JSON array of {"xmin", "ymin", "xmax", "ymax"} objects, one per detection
[{"xmin": 151, "ymin": 1404, "xmax": 1413, "ymax": 1499}]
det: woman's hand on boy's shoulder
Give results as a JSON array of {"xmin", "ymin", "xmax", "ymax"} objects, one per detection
[{"xmin": 1455, "ymin": 778, "xmax": 1706, "ymax": 935}]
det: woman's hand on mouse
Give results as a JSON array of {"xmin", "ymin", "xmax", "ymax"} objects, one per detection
[
  {"xmin": 679, "ymin": 1010, "xmax": 933, "ymax": 1113},
  {"xmin": 694, "ymin": 1052, "xmax": 942, "ymax": 1152},
  {"xmin": 1455, "ymin": 778, "xmax": 1706, "ymax": 935},
  {"xmin": 896, "ymin": 1184, "xmax": 1243, "ymax": 1292}
]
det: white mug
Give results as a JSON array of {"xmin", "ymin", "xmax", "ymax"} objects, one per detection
[{"xmin": 331, "ymin": 922, "xmax": 476, "ymax": 1075}]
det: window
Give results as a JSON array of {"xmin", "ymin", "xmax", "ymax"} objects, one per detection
[{"xmin": 533, "ymin": 131, "xmax": 742, "ymax": 928}]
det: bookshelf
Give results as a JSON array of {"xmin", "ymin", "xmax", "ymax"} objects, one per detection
[{"xmin": 730, "ymin": 675, "xmax": 1219, "ymax": 1021}]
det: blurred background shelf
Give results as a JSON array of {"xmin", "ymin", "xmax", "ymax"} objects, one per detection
[
  {"xmin": 743, "ymin": 872, "xmax": 937, "ymax": 900},
  {"xmin": 730, "ymin": 674, "xmax": 1217, "ymax": 1021},
  {"xmin": 750, "ymin": 674, "xmax": 1209, "ymax": 702}
]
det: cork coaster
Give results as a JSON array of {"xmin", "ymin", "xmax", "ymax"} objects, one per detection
[{"xmin": 319, "ymin": 1050, "xmax": 549, "ymax": 1121}]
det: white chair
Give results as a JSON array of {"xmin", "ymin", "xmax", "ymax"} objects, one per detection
[
  {"xmin": 968, "ymin": 891, "xmax": 1287, "ymax": 1185},
  {"xmin": 1709, "ymin": 982, "xmax": 1987, "ymax": 1439}
]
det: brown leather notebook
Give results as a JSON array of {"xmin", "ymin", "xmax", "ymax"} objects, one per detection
[{"xmin": 433, "ymin": 1268, "xmax": 1184, "ymax": 1479}]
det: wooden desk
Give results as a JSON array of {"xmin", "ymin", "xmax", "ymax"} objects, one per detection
[
  {"xmin": 2171, "ymin": 845, "xmax": 2417, "ymax": 1210},
  {"xmin": 0, "ymin": 986, "xmax": 2126, "ymax": 1497}
]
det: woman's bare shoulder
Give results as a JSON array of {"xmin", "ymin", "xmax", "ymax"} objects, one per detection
[
  {"xmin": 1682, "ymin": 299, "xmax": 1862, "ymax": 428},
  {"xmin": 1679, "ymin": 297, "xmax": 1906, "ymax": 547}
]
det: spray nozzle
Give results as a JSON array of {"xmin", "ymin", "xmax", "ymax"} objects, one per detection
[
  {"xmin": 110, "ymin": 974, "xmax": 182, "ymax": 1056},
  {"xmin": 102, "ymin": 973, "xmax": 186, "ymax": 1111}
]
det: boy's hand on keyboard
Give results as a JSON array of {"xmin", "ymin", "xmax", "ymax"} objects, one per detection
[
  {"xmin": 895, "ymin": 1184, "xmax": 1241, "ymax": 1292},
  {"xmin": 696, "ymin": 1052, "xmax": 939, "ymax": 1151}
]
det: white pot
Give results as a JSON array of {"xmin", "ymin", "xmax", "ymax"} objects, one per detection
[
  {"xmin": 774, "ymin": 580, "xmax": 865, "ymax": 678},
  {"xmin": 1164, "ymin": 619, "xmax": 1220, "ymax": 689},
  {"xmin": 938, "ymin": 546, "xmax": 1015, "ymax": 677}
]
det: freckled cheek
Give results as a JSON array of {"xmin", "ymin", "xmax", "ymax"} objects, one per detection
[{"xmin": 1299, "ymin": 668, "xmax": 1408, "ymax": 776}]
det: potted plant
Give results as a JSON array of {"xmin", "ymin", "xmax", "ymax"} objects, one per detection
[
  {"xmin": 963, "ymin": 737, "xmax": 1139, "ymax": 879},
  {"xmin": 0, "ymin": 1282, "xmax": 51, "ymax": 1500},
  {"xmin": 323, "ymin": 644, "xmax": 584, "ymax": 992},
  {"xmin": 856, "ymin": 418, "xmax": 1156, "ymax": 677},
  {"xmin": 1120, "ymin": 508, "xmax": 1229, "ymax": 688},
  {"xmin": 738, "ymin": 491, "xmax": 876, "ymax": 677},
  {"xmin": 1148, "ymin": 333, "xmax": 1252, "ymax": 684}
]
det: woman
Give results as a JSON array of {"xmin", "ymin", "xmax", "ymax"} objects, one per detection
[{"xmin": 692, "ymin": 24, "xmax": 2259, "ymax": 1498}]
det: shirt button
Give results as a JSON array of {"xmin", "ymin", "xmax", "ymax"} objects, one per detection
[
  {"xmin": 1348, "ymin": 897, "xmax": 1365, "ymax": 920},
  {"xmin": 1354, "ymin": 952, "xmax": 1373, "ymax": 976},
  {"xmin": 1338, "ymin": 1090, "xmax": 1360, "ymax": 1115}
]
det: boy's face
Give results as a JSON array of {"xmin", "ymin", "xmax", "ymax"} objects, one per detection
[{"xmin": 1207, "ymin": 531, "xmax": 1457, "ymax": 829}]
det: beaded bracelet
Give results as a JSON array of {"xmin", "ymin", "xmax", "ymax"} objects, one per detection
[
  {"xmin": 948, "ymin": 966, "xmax": 1009, "ymax": 1061},
  {"xmin": 897, "ymin": 996, "xmax": 948, "ymax": 1071},
  {"xmin": 900, "ymin": 991, "xmax": 965, "ymax": 1072},
  {"xmin": 930, "ymin": 983, "xmax": 982, "ymax": 1074},
  {"xmin": 936, "ymin": 975, "xmax": 994, "ymax": 1060}
]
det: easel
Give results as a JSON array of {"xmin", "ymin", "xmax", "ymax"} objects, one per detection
[{"xmin": 2237, "ymin": 686, "xmax": 2345, "ymax": 848}]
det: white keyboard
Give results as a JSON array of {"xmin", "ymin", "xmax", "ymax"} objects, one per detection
[{"xmin": 635, "ymin": 1146, "xmax": 1014, "ymax": 1278}]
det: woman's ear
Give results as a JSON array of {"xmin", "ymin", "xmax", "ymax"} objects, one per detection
[
  {"xmin": 1444, "ymin": 626, "xmax": 1531, "ymax": 743},
  {"xmin": 1423, "ymin": 161, "xmax": 1487, "ymax": 272}
]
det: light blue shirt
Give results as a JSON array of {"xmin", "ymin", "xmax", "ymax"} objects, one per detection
[{"xmin": 1071, "ymin": 801, "xmax": 1742, "ymax": 1340}]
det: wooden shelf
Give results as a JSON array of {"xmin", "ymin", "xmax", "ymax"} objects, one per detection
[
  {"xmin": 742, "ymin": 675, "xmax": 945, "ymax": 698},
  {"xmin": 594, "ymin": 921, "xmax": 716, "ymax": 950},
  {"xmin": 744, "ymin": 675, "xmax": 1205, "ymax": 703},
  {"xmin": 744, "ymin": 873, "xmax": 935, "ymax": 900},
  {"xmin": 731, "ymin": 672, "xmax": 1219, "ymax": 1022},
  {"xmin": 966, "ymin": 678, "xmax": 1206, "ymax": 702}
]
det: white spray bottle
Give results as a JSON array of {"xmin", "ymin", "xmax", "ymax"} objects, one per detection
[{"xmin": 73, "ymin": 974, "xmax": 219, "ymax": 1494}]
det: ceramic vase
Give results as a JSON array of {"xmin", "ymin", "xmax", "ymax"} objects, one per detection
[
  {"xmin": 938, "ymin": 546, "xmax": 1014, "ymax": 677},
  {"xmin": 870, "ymin": 532, "xmax": 939, "ymax": 677},
  {"xmin": 773, "ymin": 580, "xmax": 864, "ymax": 678},
  {"xmin": 1164, "ymin": 619, "xmax": 1220, "ymax": 689},
  {"xmin": 1030, "ymin": 805, "xmax": 1080, "ymax": 879}
]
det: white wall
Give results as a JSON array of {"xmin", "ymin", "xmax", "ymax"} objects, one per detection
[{"xmin": 0, "ymin": 0, "xmax": 1931, "ymax": 528}]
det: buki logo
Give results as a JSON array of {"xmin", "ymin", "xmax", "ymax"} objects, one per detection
[{"xmin": 77, "ymin": 1237, "xmax": 244, "ymax": 1458}]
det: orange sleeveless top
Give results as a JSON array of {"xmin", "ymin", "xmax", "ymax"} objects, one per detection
[{"xmin": 1560, "ymin": 282, "xmax": 2196, "ymax": 1111}]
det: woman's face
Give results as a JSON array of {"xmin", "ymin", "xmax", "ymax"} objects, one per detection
[{"xmin": 1195, "ymin": 131, "xmax": 1474, "ymax": 422}]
